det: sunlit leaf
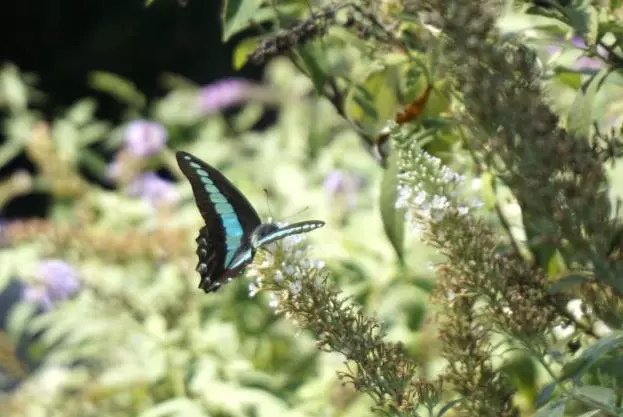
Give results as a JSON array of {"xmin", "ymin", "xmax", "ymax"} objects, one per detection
[
  {"xmin": 532, "ymin": 398, "xmax": 566, "ymax": 417},
  {"xmin": 561, "ymin": 331, "xmax": 623, "ymax": 382},
  {"xmin": 344, "ymin": 66, "xmax": 402, "ymax": 133},
  {"xmin": 379, "ymin": 151, "xmax": 405, "ymax": 264},
  {"xmin": 563, "ymin": 1, "xmax": 598, "ymax": 43},
  {"xmin": 567, "ymin": 68, "xmax": 611, "ymax": 139},
  {"xmin": 233, "ymin": 37, "xmax": 261, "ymax": 70},
  {"xmin": 89, "ymin": 71, "xmax": 146, "ymax": 109},
  {"xmin": 574, "ymin": 385, "xmax": 616, "ymax": 409},
  {"xmin": 296, "ymin": 44, "xmax": 327, "ymax": 95},
  {"xmin": 534, "ymin": 382, "xmax": 557, "ymax": 408},
  {"xmin": 139, "ymin": 397, "xmax": 206, "ymax": 417},
  {"xmin": 221, "ymin": 0, "xmax": 263, "ymax": 42},
  {"xmin": 547, "ymin": 273, "xmax": 589, "ymax": 294},
  {"xmin": 65, "ymin": 99, "xmax": 97, "ymax": 126}
]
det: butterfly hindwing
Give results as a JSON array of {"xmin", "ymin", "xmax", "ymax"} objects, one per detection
[
  {"xmin": 251, "ymin": 220, "xmax": 326, "ymax": 249},
  {"xmin": 176, "ymin": 151, "xmax": 262, "ymax": 292}
]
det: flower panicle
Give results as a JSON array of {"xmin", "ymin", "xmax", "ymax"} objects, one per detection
[
  {"xmin": 244, "ymin": 234, "xmax": 436, "ymax": 415},
  {"xmin": 393, "ymin": 131, "xmax": 481, "ymax": 235},
  {"xmin": 245, "ymin": 233, "xmax": 325, "ymax": 306}
]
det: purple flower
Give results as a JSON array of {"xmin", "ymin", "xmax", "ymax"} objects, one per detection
[
  {"xmin": 197, "ymin": 78, "xmax": 252, "ymax": 114},
  {"xmin": 37, "ymin": 260, "xmax": 80, "ymax": 300},
  {"xmin": 22, "ymin": 286, "xmax": 53, "ymax": 310},
  {"xmin": 127, "ymin": 172, "xmax": 179, "ymax": 207},
  {"xmin": 124, "ymin": 120, "xmax": 168, "ymax": 157},
  {"xmin": 324, "ymin": 170, "xmax": 365, "ymax": 210},
  {"xmin": 22, "ymin": 260, "xmax": 80, "ymax": 310},
  {"xmin": 546, "ymin": 36, "xmax": 608, "ymax": 72}
]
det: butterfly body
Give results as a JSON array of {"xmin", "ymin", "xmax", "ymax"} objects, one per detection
[{"xmin": 176, "ymin": 151, "xmax": 325, "ymax": 293}]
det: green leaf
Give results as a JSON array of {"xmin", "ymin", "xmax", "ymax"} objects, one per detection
[
  {"xmin": 233, "ymin": 37, "xmax": 261, "ymax": 70},
  {"xmin": 0, "ymin": 64, "xmax": 29, "ymax": 111},
  {"xmin": 296, "ymin": 44, "xmax": 327, "ymax": 95},
  {"xmin": 88, "ymin": 71, "xmax": 146, "ymax": 109},
  {"xmin": 548, "ymin": 273, "xmax": 589, "ymax": 293},
  {"xmin": 138, "ymin": 397, "xmax": 205, "ymax": 417},
  {"xmin": 534, "ymin": 382, "xmax": 557, "ymax": 408},
  {"xmin": 562, "ymin": 331, "xmax": 623, "ymax": 382},
  {"xmin": 344, "ymin": 66, "xmax": 402, "ymax": 133},
  {"xmin": 577, "ymin": 410, "xmax": 604, "ymax": 417},
  {"xmin": 6, "ymin": 302, "xmax": 39, "ymax": 344},
  {"xmin": 563, "ymin": 1, "xmax": 598, "ymax": 43},
  {"xmin": 232, "ymin": 103, "xmax": 264, "ymax": 132},
  {"xmin": 0, "ymin": 138, "xmax": 25, "ymax": 169},
  {"xmin": 221, "ymin": 0, "xmax": 263, "ymax": 42},
  {"xmin": 546, "ymin": 250, "xmax": 566, "ymax": 277},
  {"xmin": 437, "ymin": 397, "xmax": 465, "ymax": 417},
  {"xmin": 574, "ymin": 385, "xmax": 616, "ymax": 408},
  {"xmin": 65, "ymin": 98, "xmax": 97, "ymax": 126},
  {"xmin": 379, "ymin": 150, "xmax": 406, "ymax": 264},
  {"xmin": 567, "ymin": 67, "xmax": 611, "ymax": 139},
  {"xmin": 532, "ymin": 398, "xmax": 567, "ymax": 417},
  {"xmin": 52, "ymin": 119, "xmax": 80, "ymax": 164}
]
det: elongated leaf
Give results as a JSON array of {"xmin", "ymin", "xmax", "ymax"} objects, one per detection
[
  {"xmin": 561, "ymin": 331, "xmax": 623, "ymax": 382},
  {"xmin": 344, "ymin": 66, "xmax": 402, "ymax": 133},
  {"xmin": 548, "ymin": 273, "xmax": 590, "ymax": 294},
  {"xmin": 563, "ymin": 1, "xmax": 598, "ymax": 43},
  {"xmin": 221, "ymin": 0, "xmax": 263, "ymax": 42},
  {"xmin": 65, "ymin": 98, "xmax": 97, "ymax": 126},
  {"xmin": 138, "ymin": 397, "xmax": 205, "ymax": 417},
  {"xmin": 380, "ymin": 150, "xmax": 405, "ymax": 264},
  {"xmin": 296, "ymin": 45, "xmax": 327, "ymax": 95},
  {"xmin": 574, "ymin": 385, "xmax": 616, "ymax": 408},
  {"xmin": 532, "ymin": 398, "xmax": 567, "ymax": 417},
  {"xmin": 567, "ymin": 68, "xmax": 611, "ymax": 139},
  {"xmin": 577, "ymin": 410, "xmax": 604, "ymax": 417},
  {"xmin": 89, "ymin": 71, "xmax": 146, "ymax": 109},
  {"xmin": 0, "ymin": 138, "xmax": 25, "ymax": 169},
  {"xmin": 534, "ymin": 382, "xmax": 557, "ymax": 408},
  {"xmin": 437, "ymin": 397, "xmax": 465, "ymax": 417},
  {"xmin": 233, "ymin": 37, "xmax": 261, "ymax": 70}
]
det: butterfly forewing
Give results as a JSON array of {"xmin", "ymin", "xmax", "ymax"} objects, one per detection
[{"xmin": 176, "ymin": 151, "xmax": 262, "ymax": 292}]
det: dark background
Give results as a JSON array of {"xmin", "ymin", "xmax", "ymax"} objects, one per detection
[{"xmin": 0, "ymin": 0, "xmax": 262, "ymax": 219}]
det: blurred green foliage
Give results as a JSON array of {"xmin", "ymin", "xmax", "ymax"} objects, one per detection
[{"xmin": 2, "ymin": 0, "xmax": 623, "ymax": 416}]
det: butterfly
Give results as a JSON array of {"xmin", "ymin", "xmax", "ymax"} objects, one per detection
[{"xmin": 176, "ymin": 151, "xmax": 326, "ymax": 293}]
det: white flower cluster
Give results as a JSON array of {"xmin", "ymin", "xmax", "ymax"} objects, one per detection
[
  {"xmin": 396, "ymin": 149, "xmax": 480, "ymax": 234},
  {"xmin": 245, "ymin": 231, "xmax": 326, "ymax": 310}
]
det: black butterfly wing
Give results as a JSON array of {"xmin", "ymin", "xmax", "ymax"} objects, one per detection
[
  {"xmin": 176, "ymin": 151, "xmax": 262, "ymax": 292},
  {"xmin": 252, "ymin": 220, "xmax": 325, "ymax": 248}
]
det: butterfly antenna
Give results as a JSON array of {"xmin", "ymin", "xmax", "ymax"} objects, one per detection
[
  {"xmin": 282, "ymin": 205, "xmax": 310, "ymax": 222},
  {"xmin": 263, "ymin": 188, "xmax": 275, "ymax": 222}
]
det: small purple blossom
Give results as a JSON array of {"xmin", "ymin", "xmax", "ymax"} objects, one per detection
[
  {"xmin": 197, "ymin": 78, "xmax": 252, "ymax": 114},
  {"xmin": 22, "ymin": 286, "xmax": 53, "ymax": 310},
  {"xmin": 127, "ymin": 172, "xmax": 179, "ymax": 207},
  {"xmin": 37, "ymin": 260, "xmax": 80, "ymax": 300},
  {"xmin": 124, "ymin": 120, "xmax": 168, "ymax": 157},
  {"xmin": 323, "ymin": 170, "xmax": 364, "ymax": 210},
  {"xmin": 22, "ymin": 260, "xmax": 80, "ymax": 310}
]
